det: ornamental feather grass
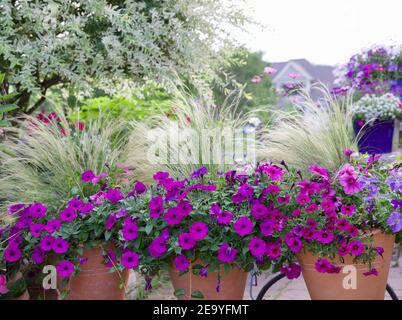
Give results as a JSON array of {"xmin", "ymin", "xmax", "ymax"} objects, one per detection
[
  {"xmin": 0, "ymin": 109, "xmax": 128, "ymax": 225},
  {"xmin": 125, "ymin": 88, "xmax": 253, "ymax": 182},
  {"xmin": 257, "ymin": 85, "xmax": 358, "ymax": 173}
]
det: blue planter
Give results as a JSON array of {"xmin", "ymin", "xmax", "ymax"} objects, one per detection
[{"xmin": 354, "ymin": 119, "xmax": 394, "ymax": 154}]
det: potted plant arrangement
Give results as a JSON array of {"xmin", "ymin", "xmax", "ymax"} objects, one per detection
[
  {"xmin": 353, "ymin": 93, "xmax": 401, "ymax": 154},
  {"xmin": 279, "ymin": 152, "xmax": 401, "ymax": 299},
  {"xmin": 0, "ymin": 166, "xmax": 135, "ymax": 300},
  {"xmin": 333, "ymin": 45, "xmax": 402, "ymax": 97},
  {"xmin": 1, "ymin": 154, "xmax": 400, "ymax": 300},
  {"xmin": 117, "ymin": 164, "xmax": 301, "ymax": 300}
]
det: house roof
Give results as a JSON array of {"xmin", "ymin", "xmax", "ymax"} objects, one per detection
[{"xmin": 271, "ymin": 58, "xmax": 335, "ymax": 86}]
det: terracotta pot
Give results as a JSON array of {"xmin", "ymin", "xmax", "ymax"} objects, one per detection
[
  {"xmin": 297, "ymin": 229, "xmax": 395, "ymax": 300},
  {"xmin": 64, "ymin": 246, "xmax": 130, "ymax": 300},
  {"xmin": 168, "ymin": 261, "xmax": 248, "ymax": 300},
  {"xmin": 22, "ymin": 265, "xmax": 58, "ymax": 300}
]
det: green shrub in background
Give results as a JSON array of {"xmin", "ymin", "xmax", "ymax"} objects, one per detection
[
  {"xmin": 1, "ymin": 1, "xmax": 249, "ymax": 115},
  {"xmin": 68, "ymin": 83, "xmax": 171, "ymax": 123},
  {"xmin": 0, "ymin": 73, "xmax": 18, "ymax": 127}
]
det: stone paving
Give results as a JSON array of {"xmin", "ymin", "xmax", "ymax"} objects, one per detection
[{"xmin": 128, "ymin": 254, "xmax": 402, "ymax": 300}]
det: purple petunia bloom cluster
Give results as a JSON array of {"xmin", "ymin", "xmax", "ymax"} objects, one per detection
[{"xmin": 1, "ymin": 153, "xmax": 400, "ymax": 293}]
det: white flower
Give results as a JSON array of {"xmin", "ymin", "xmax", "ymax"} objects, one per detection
[{"xmin": 354, "ymin": 93, "xmax": 401, "ymax": 122}]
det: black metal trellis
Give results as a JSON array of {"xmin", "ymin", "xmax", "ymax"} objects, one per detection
[{"xmin": 253, "ymin": 273, "xmax": 399, "ymax": 300}]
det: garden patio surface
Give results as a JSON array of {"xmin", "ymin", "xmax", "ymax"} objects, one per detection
[{"xmin": 126, "ymin": 255, "xmax": 402, "ymax": 300}]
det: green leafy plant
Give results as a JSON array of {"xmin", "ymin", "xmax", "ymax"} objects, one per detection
[
  {"xmin": 0, "ymin": 73, "xmax": 18, "ymax": 127},
  {"xmin": 0, "ymin": 0, "xmax": 249, "ymax": 114},
  {"xmin": 68, "ymin": 83, "xmax": 171, "ymax": 123}
]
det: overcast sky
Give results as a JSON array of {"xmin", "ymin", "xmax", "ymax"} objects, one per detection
[{"xmin": 238, "ymin": 0, "xmax": 402, "ymax": 66}]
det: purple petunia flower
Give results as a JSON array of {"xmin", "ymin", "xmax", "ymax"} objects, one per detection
[
  {"xmin": 348, "ymin": 240, "xmax": 364, "ymax": 256},
  {"xmin": 40, "ymin": 235, "xmax": 55, "ymax": 251},
  {"xmin": 216, "ymin": 274, "xmax": 221, "ymax": 292},
  {"xmin": 217, "ymin": 243, "xmax": 237, "ymax": 263},
  {"xmin": 249, "ymin": 237, "xmax": 266, "ymax": 257},
  {"xmin": 265, "ymin": 243, "xmax": 281, "ymax": 260},
  {"xmin": 308, "ymin": 165, "xmax": 330, "ymax": 180},
  {"xmin": 340, "ymin": 175, "xmax": 361, "ymax": 195},
  {"xmin": 153, "ymin": 171, "xmax": 170, "ymax": 181},
  {"xmin": 375, "ymin": 246, "xmax": 384, "ymax": 257},
  {"xmin": 391, "ymin": 199, "xmax": 402, "ymax": 210},
  {"xmin": 251, "ymin": 202, "xmax": 268, "ymax": 220},
  {"xmin": 306, "ymin": 219, "xmax": 318, "ymax": 228},
  {"xmin": 216, "ymin": 210, "xmax": 233, "ymax": 225},
  {"xmin": 148, "ymin": 237, "xmax": 167, "ymax": 258},
  {"xmin": 233, "ymin": 216, "xmax": 253, "ymax": 237},
  {"xmin": 32, "ymin": 247, "xmax": 45, "ymax": 264},
  {"xmin": 134, "ymin": 181, "xmax": 147, "ymax": 194},
  {"xmin": 4, "ymin": 245, "xmax": 22, "ymax": 262},
  {"xmin": 176, "ymin": 201, "xmax": 193, "ymax": 217},
  {"xmin": 321, "ymin": 199, "xmax": 335, "ymax": 212},
  {"xmin": 149, "ymin": 206, "xmax": 163, "ymax": 220},
  {"xmin": 258, "ymin": 164, "xmax": 284, "ymax": 181},
  {"xmin": 81, "ymin": 170, "xmax": 96, "ymax": 183},
  {"xmin": 338, "ymin": 243, "xmax": 349, "ymax": 256},
  {"xmin": 277, "ymin": 194, "xmax": 290, "ymax": 204},
  {"xmin": 178, "ymin": 232, "xmax": 196, "ymax": 250},
  {"xmin": 174, "ymin": 255, "xmax": 190, "ymax": 272},
  {"xmin": 231, "ymin": 193, "xmax": 245, "ymax": 203},
  {"xmin": 280, "ymin": 262, "xmax": 301, "ymax": 279},
  {"xmin": 295, "ymin": 192, "xmax": 310, "ymax": 206},
  {"xmin": 285, "ymin": 236, "xmax": 303, "ymax": 253},
  {"xmin": 56, "ymin": 260, "xmax": 75, "ymax": 278},
  {"xmin": 343, "ymin": 149, "xmax": 354, "ymax": 156},
  {"xmin": 60, "ymin": 207, "xmax": 77, "ymax": 222},
  {"xmin": 90, "ymin": 191, "xmax": 106, "ymax": 205},
  {"xmin": 387, "ymin": 211, "xmax": 402, "ymax": 233},
  {"xmin": 164, "ymin": 207, "xmax": 183, "ymax": 226},
  {"xmin": 189, "ymin": 221, "xmax": 209, "ymax": 241},
  {"xmin": 45, "ymin": 219, "xmax": 61, "ymax": 233},
  {"xmin": 105, "ymin": 214, "xmax": 117, "ymax": 230},
  {"xmin": 341, "ymin": 204, "xmax": 355, "ymax": 216},
  {"xmin": 103, "ymin": 250, "xmax": 117, "ymax": 267},
  {"xmin": 121, "ymin": 250, "xmax": 139, "ymax": 269},
  {"xmin": 260, "ymin": 219, "xmax": 275, "ymax": 236},
  {"xmin": 149, "ymin": 196, "xmax": 164, "ymax": 210},
  {"xmin": 238, "ymin": 184, "xmax": 254, "ymax": 198},
  {"xmin": 199, "ymin": 266, "xmax": 209, "ymax": 277},
  {"xmin": 7, "ymin": 203, "xmax": 25, "ymax": 215},
  {"xmin": 29, "ymin": 202, "xmax": 47, "ymax": 218},
  {"xmin": 29, "ymin": 223, "xmax": 44, "ymax": 238},
  {"xmin": 363, "ymin": 268, "xmax": 378, "ymax": 277},
  {"xmin": 67, "ymin": 198, "xmax": 83, "ymax": 211},
  {"xmin": 190, "ymin": 166, "xmax": 208, "ymax": 179},
  {"xmin": 52, "ymin": 237, "xmax": 70, "ymax": 254},
  {"xmin": 122, "ymin": 222, "xmax": 138, "ymax": 241},
  {"xmin": 316, "ymin": 230, "xmax": 334, "ymax": 244},
  {"xmin": 315, "ymin": 258, "xmax": 331, "ymax": 273},
  {"xmin": 305, "ymin": 203, "xmax": 319, "ymax": 213},
  {"xmin": 105, "ymin": 188, "xmax": 123, "ymax": 203}
]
